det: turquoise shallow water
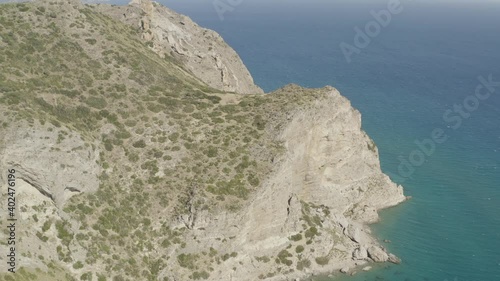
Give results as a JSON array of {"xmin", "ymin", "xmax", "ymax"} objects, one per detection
[{"xmin": 125, "ymin": 0, "xmax": 500, "ymax": 280}]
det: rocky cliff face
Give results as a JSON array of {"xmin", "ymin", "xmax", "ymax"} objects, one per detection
[
  {"xmin": 0, "ymin": 1, "xmax": 404, "ymax": 280},
  {"xmin": 96, "ymin": 0, "xmax": 263, "ymax": 94},
  {"xmin": 0, "ymin": 122, "xmax": 101, "ymax": 208}
]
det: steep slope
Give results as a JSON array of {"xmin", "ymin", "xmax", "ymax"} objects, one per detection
[{"xmin": 0, "ymin": 1, "xmax": 404, "ymax": 280}]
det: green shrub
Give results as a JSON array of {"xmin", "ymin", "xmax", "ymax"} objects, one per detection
[
  {"xmin": 290, "ymin": 233, "xmax": 302, "ymax": 242},
  {"xmin": 158, "ymin": 97, "xmax": 179, "ymax": 108},
  {"xmin": 367, "ymin": 139, "xmax": 377, "ymax": 152},
  {"xmin": 276, "ymin": 250, "xmax": 293, "ymax": 266},
  {"xmin": 253, "ymin": 115, "xmax": 266, "ymax": 130},
  {"xmin": 305, "ymin": 227, "xmax": 318, "ymax": 238},
  {"xmin": 36, "ymin": 232, "xmax": 49, "ymax": 242},
  {"xmin": 85, "ymin": 97, "xmax": 107, "ymax": 109},
  {"xmin": 132, "ymin": 140, "xmax": 146, "ymax": 148},
  {"xmin": 168, "ymin": 132, "xmax": 180, "ymax": 142},
  {"xmin": 206, "ymin": 146, "xmax": 218, "ymax": 158},
  {"xmin": 55, "ymin": 220, "xmax": 74, "ymax": 246},
  {"xmin": 42, "ymin": 220, "xmax": 52, "ymax": 232},
  {"xmin": 183, "ymin": 104, "xmax": 195, "ymax": 113},
  {"xmin": 128, "ymin": 153, "xmax": 139, "ymax": 162},
  {"xmin": 255, "ymin": 256, "xmax": 270, "ymax": 263},
  {"xmin": 295, "ymin": 245, "xmax": 304, "ymax": 253},
  {"xmin": 315, "ymin": 256, "xmax": 330, "ymax": 266},
  {"xmin": 73, "ymin": 261, "xmax": 84, "ymax": 269},
  {"xmin": 80, "ymin": 272, "xmax": 92, "ymax": 280},
  {"xmin": 247, "ymin": 174, "xmax": 260, "ymax": 187},
  {"xmin": 209, "ymin": 247, "xmax": 218, "ymax": 257},
  {"xmin": 104, "ymin": 139, "xmax": 113, "ymax": 151},
  {"xmin": 296, "ymin": 258, "xmax": 311, "ymax": 271},
  {"xmin": 192, "ymin": 271, "xmax": 209, "ymax": 280},
  {"xmin": 17, "ymin": 4, "xmax": 29, "ymax": 12},
  {"xmin": 211, "ymin": 117, "xmax": 224, "ymax": 124},
  {"xmin": 147, "ymin": 103, "xmax": 164, "ymax": 113},
  {"xmin": 177, "ymin": 253, "xmax": 197, "ymax": 269},
  {"xmin": 85, "ymin": 38, "xmax": 97, "ymax": 45}
]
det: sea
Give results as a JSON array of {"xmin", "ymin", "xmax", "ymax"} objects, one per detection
[{"xmin": 116, "ymin": 0, "xmax": 500, "ymax": 280}]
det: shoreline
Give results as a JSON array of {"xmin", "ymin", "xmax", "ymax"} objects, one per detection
[{"xmin": 305, "ymin": 198, "xmax": 409, "ymax": 281}]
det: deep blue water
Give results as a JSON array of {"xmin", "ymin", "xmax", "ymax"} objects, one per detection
[{"xmin": 120, "ymin": 0, "xmax": 500, "ymax": 280}]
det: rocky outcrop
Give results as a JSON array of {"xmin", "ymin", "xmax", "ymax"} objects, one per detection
[
  {"xmin": 96, "ymin": 0, "xmax": 263, "ymax": 94},
  {"xmin": 162, "ymin": 86, "xmax": 406, "ymax": 281}
]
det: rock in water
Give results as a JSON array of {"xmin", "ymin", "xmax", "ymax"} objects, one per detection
[
  {"xmin": 388, "ymin": 253, "xmax": 402, "ymax": 264},
  {"xmin": 367, "ymin": 246, "xmax": 389, "ymax": 262}
]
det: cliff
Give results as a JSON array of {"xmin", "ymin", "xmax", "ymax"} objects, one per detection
[
  {"xmin": 0, "ymin": 1, "xmax": 404, "ymax": 280},
  {"xmin": 161, "ymin": 85, "xmax": 406, "ymax": 281}
]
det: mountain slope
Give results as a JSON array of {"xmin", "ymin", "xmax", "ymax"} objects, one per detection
[{"xmin": 0, "ymin": 1, "xmax": 404, "ymax": 280}]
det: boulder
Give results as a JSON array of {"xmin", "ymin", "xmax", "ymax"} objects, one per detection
[
  {"xmin": 388, "ymin": 253, "xmax": 402, "ymax": 264},
  {"xmin": 353, "ymin": 246, "xmax": 368, "ymax": 260},
  {"xmin": 367, "ymin": 246, "xmax": 389, "ymax": 262}
]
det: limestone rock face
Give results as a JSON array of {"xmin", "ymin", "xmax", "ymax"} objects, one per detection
[
  {"xmin": 0, "ymin": 122, "xmax": 100, "ymax": 208},
  {"xmin": 96, "ymin": 0, "xmax": 263, "ymax": 94}
]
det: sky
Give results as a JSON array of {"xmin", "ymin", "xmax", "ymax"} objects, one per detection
[{"xmin": 80, "ymin": 0, "xmax": 500, "ymax": 23}]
